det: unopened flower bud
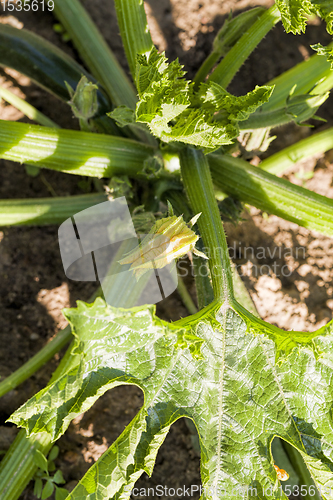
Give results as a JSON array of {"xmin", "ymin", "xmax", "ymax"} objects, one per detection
[{"xmin": 66, "ymin": 76, "xmax": 99, "ymax": 121}]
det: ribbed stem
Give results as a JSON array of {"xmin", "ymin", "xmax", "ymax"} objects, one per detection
[
  {"xmin": 259, "ymin": 42, "xmax": 333, "ymax": 112},
  {"xmin": 239, "ymin": 93, "xmax": 329, "ymax": 130},
  {"xmin": 0, "ymin": 194, "xmax": 107, "ymax": 226},
  {"xmin": 208, "ymin": 4, "xmax": 281, "ymax": 88},
  {"xmin": 0, "ymin": 120, "xmax": 154, "ymax": 178},
  {"xmin": 0, "ymin": 431, "xmax": 52, "ymax": 500},
  {"xmin": 114, "ymin": 0, "xmax": 154, "ymax": 81},
  {"xmin": 193, "ymin": 51, "xmax": 220, "ymax": 87},
  {"xmin": 209, "ymin": 154, "xmax": 333, "ymax": 237},
  {"xmin": 180, "ymin": 147, "xmax": 233, "ymax": 301},
  {"xmin": 0, "ymin": 24, "xmax": 119, "ymax": 136},
  {"xmin": 193, "ymin": 7, "xmax": 266, "ymax": 88},
  {"xmin": 260, "ymin": 127, "xmax": 333, "ymax": 175}
]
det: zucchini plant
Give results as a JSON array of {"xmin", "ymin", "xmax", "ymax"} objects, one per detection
[{"xmin": 1, "ymin": 0, "xmax": 333, "ymax": 499}]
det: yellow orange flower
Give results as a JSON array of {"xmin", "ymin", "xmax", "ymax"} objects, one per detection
[{"xmin": 119, "ymin": 212, "xmax": 207, "ymax": 279}]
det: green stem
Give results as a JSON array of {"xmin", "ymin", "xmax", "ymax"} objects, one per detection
[
  {"xmin": 209, "ymin": 153, "xmax": 333, "ymax": 237},
  {"xmin": 259, "ymin": 42, "xmax": 333, "ymax": 113},
  {"xmin": 177, "ymin": 276, "xmax": 198, "ymax": 315},
  {"xmin": 193, "ymin": 7, "xmax": 266, "ymax": 88},
  {"xmin": 208, "ymin": 4, "xmax": 281, "ymax": 89},
  {"xmin": 0, "ymin": 120, "xmax": 154, "ymax": 178},
  {"xmin": 163, "ymin": 189, "xmax": 214, "ymax": 309},
  {"xmin": 179, "ymin": 147, "xmax": 233, "ymax": 301},
  {"xmin": 166, "ymin": 190, "xmax": 260, "ymax": 313},
  {"xmin": 193, "ymin": 51, "xmax": 220, "ymax": 87},
  {"xmin": 0, "ymin": 194, "xmax": 107, "ymax": 226},
  {"xmin": 52, "ymin": 0, "xmax": 136, "ymax": 109},
  {"xmin": 239, "ymin": 92, "xmax": 329, "ymax": 130},
  {"xmin": 0, "ymin": 431, "xmax": 52, "ymax": 500},
  {"xmin": 0, "ymin": 327, "xmax": 71, "ymax": 399},
  {"xmin": 260, "ymin": 127, "xmax": 333, "ymax": 175},
  {"xmin": 0, "ymin": 86, "xmax": 59, "ymax": 128},
  {"xmin": 114, "ymin": 0, "xmax": 154, "ymax": 81}
]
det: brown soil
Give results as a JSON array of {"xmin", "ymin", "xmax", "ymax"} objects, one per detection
[{"xmin": 0, "ymin": 1, "xmax": 332, "ymax": 499}]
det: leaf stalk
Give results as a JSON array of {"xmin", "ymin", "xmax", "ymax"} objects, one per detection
[
  {"xmin": 208, "ymin": 4, "xmax": 281, "ymax": 88},
  {"xmin": 179, "ymin": 147, "xmax": 233, "ymax": 301}
]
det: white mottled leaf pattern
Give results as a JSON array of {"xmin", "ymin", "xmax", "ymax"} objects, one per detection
[{"xmin": 9, "ymin": 298, "xmax": 333, "ymax": 499}]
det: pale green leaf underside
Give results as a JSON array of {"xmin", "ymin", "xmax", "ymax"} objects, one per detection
[
  {"xmin": 9, "ymin": 298, "xmax": 333, "ymax": 499},
  {"xmin": 275, "ymin": 0, "xmax": 333, "ymax": 34},
  {"xmin": 135, "ymin": 48, "xmax": 273, "ymax": 150}
]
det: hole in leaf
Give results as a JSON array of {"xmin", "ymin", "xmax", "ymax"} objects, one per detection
[
  {"xmin": 54, "ymin": 385, "xmax": 144, "ymax": 487},
  {"xmin": 133, "ymin": 417, "xmax": 201, "ymax": 499}
]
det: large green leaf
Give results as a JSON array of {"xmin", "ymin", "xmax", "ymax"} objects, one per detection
[
  {"xmin": 9, "ymin": 298, "xmax": 333, "ymax": 499},
  {"xmin": 135, "ymin": 48, "xmax": 272, "ymax": 150}
]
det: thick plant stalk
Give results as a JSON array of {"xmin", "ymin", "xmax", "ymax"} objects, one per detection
[
  {"xmin": 114, "ymin": 0, "xmax": 154, "ymax": 80},
  {"xmin": 163, "ymin": 189, "xmax": 215, "ymax": 309},
  {"xmin": 52, "ymin": 0, "xmax": 156, "ymax": 145},
  {"xmin": 236, "ymin": 44, "xmax": 333, "ymax": 150},
  {"xmin": 52, "ymin": 0, "xmax": 136, "ymax": 109},
  {"xmin": 0, "ymin": 431, "xmax": 53, "ymax": 500},
  {"xmin": 209, "ymin": 154, "xmax": 333, "ymax": 237},
  {"xmin": 239, "ymin": 92, "xmax": 329, "ymax": 130},
  {"xmin": 0, "ymin": 194, "xmax": 107, "ymax": 226},
  {"xmin": 260, "ymin": 127, "xmax": 333, "ymax": 175},
  {"xmin": 180, "ymin": 147, "xmax": 233, "ymax": 301},
  {"xmin": 208, "ymin": 4, "xmax": 281, "ymax": 88},
  {"xmin": 0, "ymin": 120, "xmax": 154, "ymax": 178}
]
